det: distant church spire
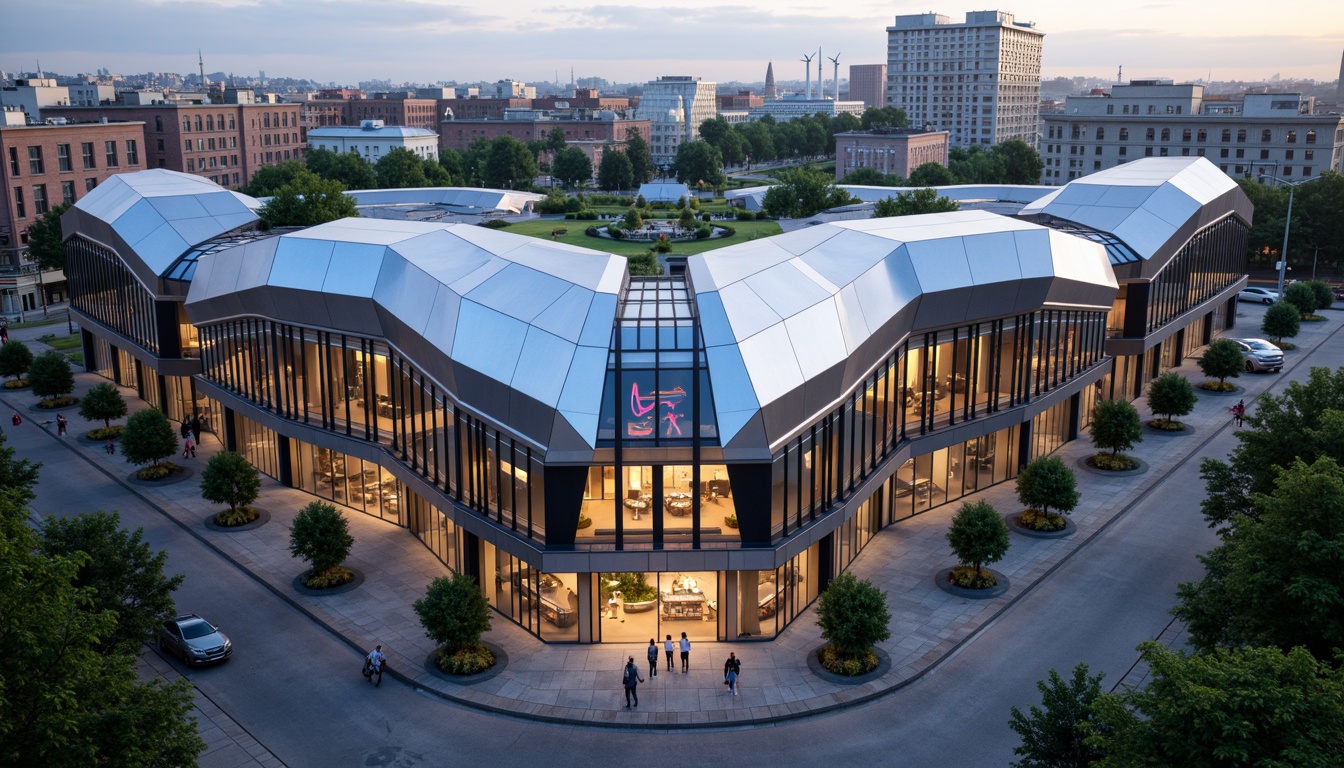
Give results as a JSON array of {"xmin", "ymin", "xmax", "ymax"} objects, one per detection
[
  {"xmin": 199, "ymin": 50, "xmax": 207, "ymax": 90},
  {"xmin": 1337, "ymin": 49, "xmax": 1344, "ymax": 109},
  {"xmin": 764, "ymin": 61, "xmax": 777, "ymax": 100}
]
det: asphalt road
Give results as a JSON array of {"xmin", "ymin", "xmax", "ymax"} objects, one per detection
[{"xmin": 15, "ymin": 317, "xmax": 1337, "ymax": 767}]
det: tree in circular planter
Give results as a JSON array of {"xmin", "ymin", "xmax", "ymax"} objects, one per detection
[
  {"xmin": 1284, "ymin": 282, "xmax": 1321, "ymax": 319},
  {"xmin": 78, "ymin": 382, "xmax": 127, "ymax": 439},
  {"xmin": 814, "ymin": 571, "xmax": 891, "ymax": 676},
  {"xmin": 1262, "ymin": 301, "xmax": 1300, "ymax": 346},
  {"xmin": 414, "ymin": 573, "xmax": 494, "ymax": 675},
  {"xmin": 1089, "ymin": 399, "xmax": 1143, "ymax": 470},
  {"xmin": 1307, "ymin": 280, "xmax": 1334, "ymax": 313},
  {"xmin": 1015, "ymin": 456, "xmax": 1080, "ymax": 532},
  {"xmin": 1146, "ymin": 372, "xmax": 1197, "ymax": 430},
  {"xmin": 288, "ymin": 501, "xmax": 354, "ymax": 589},
  {"xmin": 28, "ymin": 350, "xmax": 75, "ymax": 406},
  {"xmin": 121, "ymin": 408, "xmax": 179, "ymax": 479},
  {"xmin": 1197, "ymin": 338, "xmax": 1243, "ymax": 391},
  {"xmin": 0, "ymin": 339, "xmax": 34, "ymax": 387},
  {"xmin": 200, "ymin": 451, "xmax": 261, "ymax": 527},
  {"xmin": 946, "ymin": 500, "xmax": 1011, "ymax": 589}
]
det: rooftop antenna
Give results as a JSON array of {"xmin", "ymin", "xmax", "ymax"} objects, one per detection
[
  {"xmin": 828, "ymin": 52, "xmax": 841, "ymax": 101},
  {"xmin": 801, "ymin": 51, "xmax": 815, "ymax": 99}
]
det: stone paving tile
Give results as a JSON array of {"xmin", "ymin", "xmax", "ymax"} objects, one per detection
[{"xmin": 46, "ymin": 306, "xmax": 1339, "ymax": 730}]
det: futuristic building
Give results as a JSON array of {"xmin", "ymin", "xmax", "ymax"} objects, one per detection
[{"xmin": 62, "ymin": 158, "xmax": 1249, "ymax": 644}]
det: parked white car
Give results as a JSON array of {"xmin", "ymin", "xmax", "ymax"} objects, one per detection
[
  {"xmin": 1228, "ymin": 338, "xmax": 1284, "ymax": 372},
  {"xmin": 1238, "ymin": 286, "xmax": 1280, "ymax": 305}
]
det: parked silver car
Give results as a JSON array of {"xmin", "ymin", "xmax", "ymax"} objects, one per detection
[
  {"xmin": 1237, "ymin": 286, "xmax": 1280, "ymax": 305},
  {"xmin": 1229, "ymin": 338, "xmax": 1283, "ymax": 372},
  {"xmin": 156, "ymin": 613, "xmax": 233, "ymax": 666}
]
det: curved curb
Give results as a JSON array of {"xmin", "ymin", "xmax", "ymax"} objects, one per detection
[
  {"xmin": 293, "ymin": 567, "xmax": 366, "ymax": 596},
  {"xmin": 1143, "ymin": 421, "xmax": 1195, "ymax": 437},
  {"xmin": 1006, "ymin": 512, "xmax": 1076, "ymax": 539},
  {"xmin": 934, "ymin": 568, "xmax": 1010, "ymax": 599},
  {"xmin": 1076, "ymin": 455, "xmax": 1149, "ymax": 477},
  {"xmin": 1196, "ymin": 383, "xmax": 1243, "ymax": 396},
  {"xmin": 204, "ymin": 507, "xmax": 272, "ymax": 533},
  {"xmin": 806, "ymin": 644, "xmax": 892, "ymax": 686},
  {"xmin": 422, "ymin": 641, "xmax": 509, "ymax": 686},
  {"xmin": 126, "ymin": 465, "xmax": 195, "ymax": 486}
]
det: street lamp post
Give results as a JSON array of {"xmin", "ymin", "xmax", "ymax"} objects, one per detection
[{"xmin": 1258, "ymin": 174, "xmax": 1321, "ymax": 299}]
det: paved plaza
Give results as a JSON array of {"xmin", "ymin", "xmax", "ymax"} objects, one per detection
[{"xmin": 4, "ymin": 302, "xmax": 1337, "ymax": 733}]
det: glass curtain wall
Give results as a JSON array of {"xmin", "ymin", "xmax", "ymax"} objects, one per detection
[
  {"xmin": 67, "ymin": 236, "xmax": 159, "ymax": 354},
  {"xmin": 1145, "ymin": 217, "xmax": 1248, "ymax": 334}
]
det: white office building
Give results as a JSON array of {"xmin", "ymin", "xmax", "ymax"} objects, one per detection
[
  {"xmin": 886, "ymin": 10, "xmax": 1044, "ymax": 148},
  {"xmin": 635, "ymin": 76, "xmax": 718, "ymax": 165},
  {"xmin": 748, "ymin": 98, "xmax": 866, "ymax": 123},
  {"xmin": 1041, "ymin": 81, "xmax": 1344, "ymax": 184},
  {"xmin": 307, "ymin": 120, "xmax": 439, "ymax": 164}
]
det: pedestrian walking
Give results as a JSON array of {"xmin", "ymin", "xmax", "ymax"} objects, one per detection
[
  {"xmin": 180, "ymin": 420, "xmax": 191, "ymax": 440},
  {"xmin": 56, "ymin": 413, "xmax": 67, "ymax": 437},
  {"xmin": 104, "ymin": 437, "xmax": 115, "ymax": 455},
  {"xmin": 1231, "ymin": 400, "xmax": 1245, "ymax": 427},
  {"xmin": 363, "ymin": 644, "xmax": 387, "ymax": 686},
  {"xmin": 191, "ymin": 415, "xmax": 202, "ymax": 445},
  {"xmin": 646, "ymin": 639, "xmax": 659, "ymax": 678},
  {"xmin": 679, "ymin": 632, "xmax": 690, "ymax": 673},
  {"xmin": 622, "ymin": 656, "xmax": 644, "ymax": 708},
  {"xmin": 182, "ymin": 435, "xmax": 195, "ymax": 458},
  {"xmin": 723, "ymin": 652, "xmax": 741, "ymax": 696},
  {"xmin": 663, "ymin": 634, "xmax": 675, "ymax": 672},
  {"xmin": 10, "ymin": 412, "xmax": 20, "ymax": 427}
]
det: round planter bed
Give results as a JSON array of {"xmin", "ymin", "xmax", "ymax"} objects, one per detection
[
  {"xmin": 806, "ymin": 643, "xmax": 892, "ymax": 685},
  {"xmin": 934, "ymin": 568, "xmax": 1010, "ymax": 599},
  {"xmin": 292, "ymin": 567, "xmax": 365, "ymax": 596},
  {"xmin": 1197, "ymin": 382, "xmax": 1243, "ymax": 396},
  {"xmin": 83, "ymin": 430, "xmax": 123, "ymax": 442},
  {"xmin": 30, "ymin": 397, "xmax": 79, "ymax": 412},
  {"xmin": 1144, "ymin": 420, "xmax": 1196, "ymax": 437},
  {"xmin": 204, "ymin": 507, "xmax": 271, "ymax": 532},
  {"xmin": 423, "ymin": 640, "xmax": 509, "ymax": 685},
  {"xmin": 1076, "ymin": 454, "xmax": 1149, "ymax": 477},
  {"xmin": 1006, "ymin": 511, "xmax": 1076, "ymax": 539},
  {"xmin": 622, "ymin": 600, "xmax": 657, "ymax": 613},
  {"xmin": 126, "ymin": 465, "xmax": 195, "ymax": 487}
]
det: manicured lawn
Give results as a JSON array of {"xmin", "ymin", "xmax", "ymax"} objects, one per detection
[
  {"xmin": 39, "ymin": 333, "xmax": 81, "ymax": 351},
  {"xmin": 9, "ymin": 317, "xmax": 65, "ymax": 330},
  {"xmin": 503, "ymin": 219, "xmax": 784, "ymax": 257}
]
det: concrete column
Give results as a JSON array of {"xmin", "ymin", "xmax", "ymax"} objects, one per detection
[
  {"xmin": 723, "ymin": 570, "xmax": 739, "ymax": 641},
  {"xmin": 577, "ymin": 574, "xmax": 593, "ymax": 643},
  {"xmin": 739, "ymin": 570, "xmax": 761, "ymax": 637}
]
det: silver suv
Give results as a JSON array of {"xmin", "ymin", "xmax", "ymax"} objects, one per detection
[
  {"xmin": 156, "ymin": 613, "xmax": 233, "ymax": 666},
  {"xmin": 1229, "ymin": 338, "xmax": 1283, "ymax": 372}
]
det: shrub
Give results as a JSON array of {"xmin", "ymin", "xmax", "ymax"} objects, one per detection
[
  {"xmin": 1017, "ymin": 509, "xmax": 1067, "ymax": 532},
  {"xmin": 1307, "ymin": 280, "xmax": 1334, "ymax": 312},
  {"xmin": 2, "ymin": 378, "xmax": 27, "ymax": 389},
  {"xmin": 607, "ymin": 226, "xmax": 625, "ymax": 240},
  {"xmin": 200, "ymin": 451, "xmax": 261, "ymax": 513},
  {"xmin": 88, "ymin": 425, "xmax": 124, "ymax": 440},
  {"xmin": 815, "ymin": 572, "xmax": 891, "ymax": 656},
  {"xmin": 948, "ymin": 564, "xmax": 999, "ymax": 589},
  {"xmin": 946, "ymin": 500, "xmax": 1010, "ymax": 580},
  {"xmin": 694, "ymin": 225, "xmax": 712, "ymax": 239},
  {"xmin": 701, "ymin": 212, "xmax": 711, "ymax": 222},
  {"xmin": 724, "ymin": 513, "xmax": 739, "ymax": 529},
  {"xmin": 434, "ymin": 643, "xmax": 495, "ymax": 675},
  {"xmin": 1147, "ymin": 372, "xmax": 1197, "ymax": 426},
  {"xmin": 735, "ymin": 209, "xmax": 756, "ymax": 221},
  {"xmin": 676, "ymin": 195, "xmax": 686, "ymax": 208},
  {"xmin": 1090, "ymin": 399, "xmax": 1142, "ymax": 457},
  {"xmin": 302, "ymin": 566, "xmax": 353, "ymax": 589},
  {"xmin": 121, "ymin": 408, "xmax": 177, "ymax": 468},
  {"xmin": 134, "ymin": 462, "xmax": 179, "ymax": 481},
  {"xmin": 817, "ymin": 645, "xmax": 880, "ymax": 676},
  {"xmin": 289, "ymin": 501, "xmax": 353, "ymax": 577},
  {"xmin": 78, "ymin": 382, "xmax": 127, "ymax": 430},
  {"xmin": 480, "ymin": 219, "xmax": 511, "ymax": 229},
  {"xmin": 1089, "ymin": 452, "xmax": 1137, "ymax": 471},
  {"xmin": 635, "ymin": 194, "xmax": 647, "ymax": 207},
  {"xmin": 1016, "ymin": 456, "xmax": 1080, "ymax": 521},
  {"xmin": 651, "ymin": 236, "xmax": 673, "ymax": 254},
  {"xmin": 600, "ymin": 572, "xmax": 658, "ymax": 603},
  {"xmin": 39, "ymin": 395, "xmax": 78, "ymax": 408},
  {"xmin": 27, "ymin": 350, "xmax": 74, "ymax": 399},
  {"xmin": 415, "ymin": 573, "xmax": 493, "ymax": 654},
  {"xmin": 576, "ymin": 514, "xmax": 592, "ymax": 529},
  {"xmin": 0, "ymin": 339, "xmax": 34, "ymax": 382},
  {"xmin": 1198, "ymin": 338, "xmax": 1243, "ymax": 389},
  {"xmin": 1262, "ymin": 301, "xmax": 1300, "ymax": 344},
  {"xmin": 212, "ymin": 507, "xmax": 260, "ymax": 527},
  {"xmin": 1284, "ymin": 282, "xmax": 1321, "ymax": 318}
]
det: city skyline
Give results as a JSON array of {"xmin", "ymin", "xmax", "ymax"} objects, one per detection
[{"xmin": 4, "ymin": 0, "xmax": 1342, "ymax": 88}]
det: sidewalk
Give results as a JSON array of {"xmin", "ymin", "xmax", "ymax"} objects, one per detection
[{"xmin": 5, "ymin": 303, "xmax": 1336, "ymax": 729}]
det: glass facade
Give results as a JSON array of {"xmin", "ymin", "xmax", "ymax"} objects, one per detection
[
  {"xmin": 1143, "ymin": 216, "xmax": 1247, "ymax": 334},
  {"xmin": 68, "ymin": 236, "xmax": 159, "ymax": 354}
]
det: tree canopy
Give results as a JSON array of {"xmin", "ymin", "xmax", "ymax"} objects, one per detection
[
  {"xmin": 414, "ymin": 573, "xmax": 493, "ymax": 652},
  {"xmin": 25, "ymin": 202, "xmax": 71, "ymax": 272},
  {"xmin": 304, "ymin": 147, "xmax": 377, "ymax": 190},
  {"xmin": 1089, "ymin": 399, "xmax": 1142, "ymax": 456},
  {"xmin": 482, "ymin": 136, "xmax": 539, "ymax": 190},
  {"xmin": 257, "ymin": 171, "xmax": 358, "ymax": 229},
  {"xmin": 860, "ymin": 107, "xmax": 909, "ymax": 130},
  {"xmin": 947, "ymin": 500, "xmax": 1010, "ymax": 576},
  {"xmin": 597, "ymin": 149, "xmax": 634, "ymax": 191},
  {"xmin": 289, "ymin": 501, "xmax": 353, "ymax": 575},
  {"xmin": 873, "ymin": 188, "xmax": 960, "ymax": 218},
  {"xmin": 1261, "ymin": 300, "xmax": 1300, "ymax": 344},
  {"xmin": 761, "ymin": 167, "xmax": 857, "ymax": 219},
  {"xmin": 1016, "ymin": 456, "xmax": 1081, "ymax": 518},
  {"xmin": 1197, "ymin": 338, "xmax": 1243, "ymax": 387},
  {"xmin": 623, "ymin": 128, "xmax": 654, "ymax": 184},
  {"xmin": 672, "ymin": 140, "xmax": 725, "ymax": 187},
  {"xmin": 374, "ymin": 147, "xmax": 440, "ymax": 188},
  {"xmin": 908, "ymin": 162, "xmax": 958, "ymax": 187},
  {"xmin": 1008, "ymin": 663, "xmax": 1105, "ymax": 768},
  {"xmin": 240, "ymin": 160, "xmax": 309, "ymax": 197},
  {"xmin": 78, "ymin": 382, "xmax": 127, "ymax": 430},
  {"xmin": 1147, "ymin": 372, "xmax": 1197, "ymax": 424},
  {"xmin": 815, "ymin": 571, "xmax": 892, "ymax": 656},
  {"xmin": 28, "ymin": 350, "xmax": 74, "ymax": 399},
  {"xmin": 551, "ymin": 146, "xmax": 593, "ymax": 187},
  {"xmin": 200, "ymin": 450, "xmax": 261, "ymax": 514},
  {"xmin": 0, "ymin": 339, "xmax": 34, "ymax": 382},
  {"xmin": 120, "ymin": 408, "xmax": 177, "ymax": 468}
]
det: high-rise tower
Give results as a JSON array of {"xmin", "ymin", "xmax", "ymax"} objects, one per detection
[{"xmin": 764, "ymin": 62, "xmax": 777, "ymax": 100}]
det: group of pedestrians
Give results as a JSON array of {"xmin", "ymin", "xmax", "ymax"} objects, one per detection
[
  {"xmin": 622, "ymin": 633, "xmax": 740, "ymax": 708},
  {"xmin": 179, "ymin": 416, "xmax": 203, "ymax": 458}
]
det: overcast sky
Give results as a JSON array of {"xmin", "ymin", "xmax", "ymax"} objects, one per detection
[{"xmin": 5, "ymin": 0, "xmax": 1341, "ymax": 86}]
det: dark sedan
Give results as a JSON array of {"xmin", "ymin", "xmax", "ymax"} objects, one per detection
[{"xmin": 156, "ymin": 613, "xmax": 233, "ymax": 666}]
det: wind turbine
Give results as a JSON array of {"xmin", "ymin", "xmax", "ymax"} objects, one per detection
[
  {"xmin": 817, "ymin": 48, "xmax": 823, "ymax": 100},
  {"xmin": 828, "ymin": 52, "xmax": 841, "ymax": 101},
  {"xmin": 801, "ymin": 52, "xmax": 815, "ymax": 99}
]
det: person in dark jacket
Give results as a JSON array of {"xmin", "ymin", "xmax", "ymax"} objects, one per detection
[
  {"xmin": 622, "ymin": 656, "xmax": 644, "ymax": 708},
  {"xmin": 646, "ymin": 639, "xmax": 659, "ymax": 678},
  {"xmin": 724, "ymin": 652, "xmax": 741, "ymax": 696}
]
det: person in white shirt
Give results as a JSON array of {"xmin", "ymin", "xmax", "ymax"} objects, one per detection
[
  {"xmin": 364, "ymin": 644, "xmax": 387, "ymax": 686},
  {"xmin": 679, "ymin": 632, "xmax": 691, "ymax": 673},
  {"xmin": 663, "ymin": 634, "xmax": 675, "ymax": 672}
]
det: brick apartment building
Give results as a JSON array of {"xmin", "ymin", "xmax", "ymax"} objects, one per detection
[
  {"xmin": 348, "ymin": 96, "xmax": 439, "ymax": 131},
  {"xmin": 0, "ymin": 117, "xmax": 145, "ymax": 313},
  {"xmin": 532, "ymin": 88, "xmax": 631, "ymax": 112},
  {"xmin": 717, "ymin": 91, "xmax": 764, "ymax": 110},
  {"xmin": 438, "ymin": 116, "xmax": 650, "ymax": 152},
  {"xmin": 45, "ymin": 102, "xmax": 304, "ymax": 188},
  {"xmin": 834, "ymin": 128, "xmax": 950, "ymax": 181}
]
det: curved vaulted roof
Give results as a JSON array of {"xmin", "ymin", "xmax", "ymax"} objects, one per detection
[
  {"xmin": 186, "ymin": 217, "xmax": 626, "ymax": 452},
  {"xmin": 345, "ymin": 187, "xmax": 545, "ymax": 214},
  {"xmin": 62, "ymin": 170, "xmax": 260, "ymax": 291},
  {"xmin": 689, "ymin": 210, "xmax": 1118, "ymax": 450},
  {"xmin": 1018, "ymin": 157, "xmax": 1251, "ymax": 280}
]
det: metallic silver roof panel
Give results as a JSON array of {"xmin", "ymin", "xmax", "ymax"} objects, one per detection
[
  {"xmin": 718, "ymin": 281, "xmax": 784, "ymax": 341},
  {"xmin": 531, "ymin": 285, "xmax": 596, "ymax": 344},
  {"xmin": 743, "ymin": 262, "xmax": 833, "ymax": 321},
  {"xmin": 268, "ymin": 238, "xmax": 335, "ymax": 291},
  {"xmin": 511, "ymin": 328, "xmax": 577, "ymax": 407},
  {"xmin": 784, "ymin": 301, "xmax": 848, "ymax": 379},
  {"xmin": 322, "ymin": 242, "xmax": 385, "ymax": 299},
  {"xmin": 372, "ymin": 258, "xmax": 439, "ymax": 336},
  {"xmin": 469, "ymin": 263, "xmax": 572, "ymax": 324},
  {"xmin": 450, "ymin": 300, "xmax": 530, "ymax": 385}
]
